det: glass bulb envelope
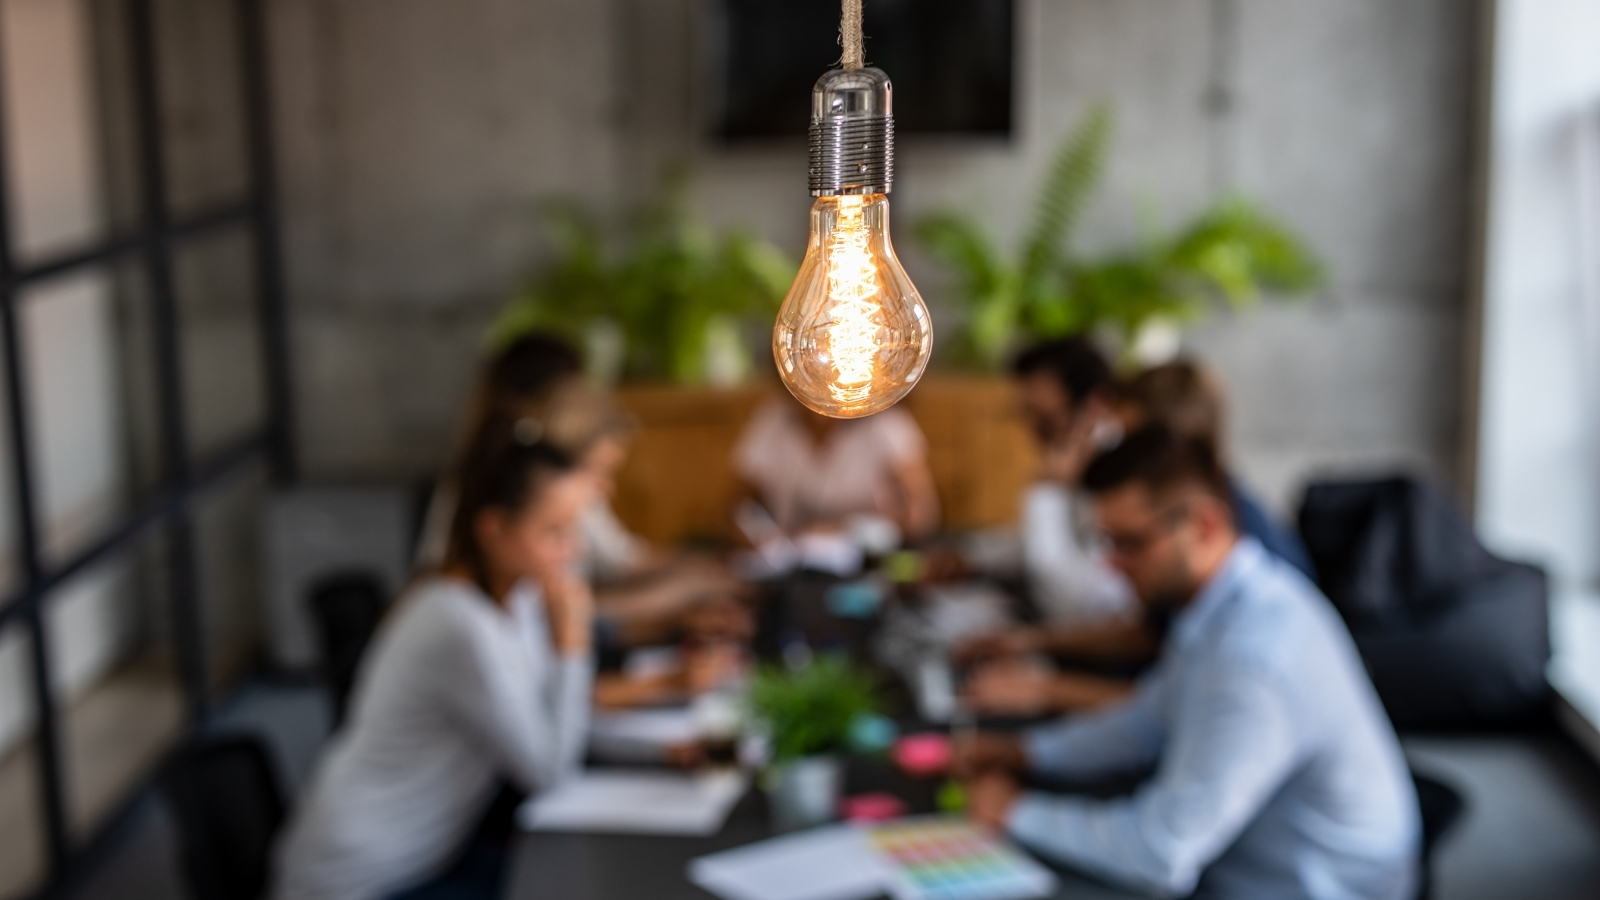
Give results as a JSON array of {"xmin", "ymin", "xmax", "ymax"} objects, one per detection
[{"xmin": 773, "ymin": 193, "xmax": 931, "ymax": 418}]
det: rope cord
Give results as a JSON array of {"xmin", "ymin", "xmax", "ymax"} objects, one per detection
[{"xmin": 840, "ymin": 0, "xmax": 864, "ymax": 70}]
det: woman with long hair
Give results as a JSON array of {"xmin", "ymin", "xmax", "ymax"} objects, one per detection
[{"xmin": 273, "ymin": 410, "xmax": 594, "ymax": 900}]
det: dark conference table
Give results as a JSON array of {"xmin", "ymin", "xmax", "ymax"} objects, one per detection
[
  {"xmin": 505, "ymin": 775, "xmax": 1142, "ymax": 900},
  {"xmin": 507, "ymin": 572, "xmax": 1144, "ymax": 900}
]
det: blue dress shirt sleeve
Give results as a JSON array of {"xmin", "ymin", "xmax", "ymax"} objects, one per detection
[
  {"xmin": 1022, "ymin": 676, "xmax": 1167, "ymax": 782},
  {"xmin": 1008, "ymin": 659, "xmax": 1299, "ymax": 898}
]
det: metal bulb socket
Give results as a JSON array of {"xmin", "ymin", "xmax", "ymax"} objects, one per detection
[{"xmin": 808, "ymin": 67, "xmax": 894, "ymax": 197}]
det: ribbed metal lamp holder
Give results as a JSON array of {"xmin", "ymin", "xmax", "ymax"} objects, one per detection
[
  {"xmin": 809, "ymin": 113, "xmax": 894, "ymax": 196},
  {"xmin": 807, "ymin": 66, "xmax": 895, "ymax": 196}
]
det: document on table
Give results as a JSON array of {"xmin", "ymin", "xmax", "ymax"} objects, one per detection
[
  {"xmin": 517, "ymin": 769, "xmax": 747, "ymax": 836},
  {"xmin": 688, "ymin": 825, "xmax": 891, "ymax": 900}
]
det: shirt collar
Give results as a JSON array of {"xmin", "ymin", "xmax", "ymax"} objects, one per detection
[{"xmin": 1167, "ymin": 536, "xmax": 1266, "ymax": 652}]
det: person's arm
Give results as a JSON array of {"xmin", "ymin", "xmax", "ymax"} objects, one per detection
[
  {"xmin": 729, "ymin": 403, "xmax": 792, "ymax": 541},
  {"xmin": 593, "ymin": 563, "xmax": 746, "ymax": 648},
  {"xmin": 1031, "ymin": 619, "xmax": 1161, "ymax": 662},
  {"xmin": 442, "ymin": 593, "xmax": 594, "ymax": 792},
  {"xmin": 889, "ymin": 454, "xmax": 940, "ymax": 542},
  {"xmin": 1022, "ymin": 484, "xmax": 1134, "ymax": 622},
  {"xmin": 540, "ymin": 576, "xmax": 595, "ymax": 781},
  {"xmin": 962, "ymin": 663, "xmax": 1133, "ymax": 717},
  {"xmin": 543, "ymin": 651, "xmax": 593, "ymax": 782},
  {"xmin": 871, "ymin": 409, "xmax": 939, "ymax": 542},
  {"xmin": 1020, "ymin": 674, "xmax": 1167, "ymax": 782},
  {"xmin": 954, "ymin": 619, "xmax": 1157, "ymax": 668},
  {"xmin": 1007, "ymin": 661, "xmax": 1298, "ymax": 898},
  {"xmin": 592, "ymin": 643, "xmax": 744, "ymax": 709}
]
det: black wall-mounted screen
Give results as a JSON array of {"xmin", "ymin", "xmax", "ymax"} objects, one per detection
[{"xmin": 716, "ymin": 0, "xmax": 1013, "ymax": 140}]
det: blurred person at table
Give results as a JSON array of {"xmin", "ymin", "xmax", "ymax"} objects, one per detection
[
  {"xmin": 576, "ymin": 407, "xmax": 749, "ymax": 708},
  {"xmin": 419, "ymin": 332, "xmax": 748, "ymax": 659},
  {"xmin": 947, "ymin": 338, "xmax": 1142, "ymax": 717},
  {"xmin": 953, "ymin": 426, "xmax": 1419, "ymax": 900},
  {"xmin": 1112, "ymin": 360, "xmax": 1313, "ymax": 579},
  {"xmin": 492, "ymin": 360, "xmax": 747, "ymax": 706},
  {"xmin": 414, "ymin": 331, "xmax": 583, "ymax": 568},
  {"xmin": 1007, "ymin": 337, "xmax": 1137, "ymax": 625},
  {"xmin": 733, "ymin": 391, "xmax": 939, "ymax": 544},
  {"xmin": 958, "ymin": 360, "xmax": 1314, "ymax": 716},
  {"xmin": 274, "ymin": 413, "xmax": 596, "ymax": 900},
  {"xmin": 569, "ymin": 394, "xmax": 750, "ymax": 653}
]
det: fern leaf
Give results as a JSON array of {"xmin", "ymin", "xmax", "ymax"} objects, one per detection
[{"xmin": 1021, "ymin": 104, "xmax": 1112, "ymax": 295}]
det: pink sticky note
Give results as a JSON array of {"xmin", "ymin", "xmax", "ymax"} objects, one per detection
[
  {"xmin": 840, "ymin": 791, "xmax": 907, "ymax": 822},
  {"xmin": 894, "ymin": 732, "xmax": 952, "ymax": 776}
]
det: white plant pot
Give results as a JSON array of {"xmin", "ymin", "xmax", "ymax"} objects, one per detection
[{"xmin": 765, "ymin": 755, "xmax": 842, "ymax": 832}]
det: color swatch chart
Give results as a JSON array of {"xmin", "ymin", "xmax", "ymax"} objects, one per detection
[{"xmin": 863, "ymin": 817, "xmax": 1058, "ymax": 900}]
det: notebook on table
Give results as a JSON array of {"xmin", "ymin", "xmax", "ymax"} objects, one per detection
[{"xmin": 688, "ymin": 816, "xmax": 1057, "ymax": 900}]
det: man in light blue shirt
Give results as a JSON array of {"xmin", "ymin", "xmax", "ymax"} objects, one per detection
[{"xmin": 956, "ymin": 426, "xmax": 1419, "ymax": 899}]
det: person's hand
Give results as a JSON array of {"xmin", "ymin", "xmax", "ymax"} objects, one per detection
[
  {"xmin": 966, "ymin": 770, "xmax": 1022, "ymax": 830},
  {"xmin": 1037, "ymin": 407, "xmax": 1100, "ymax": 485},
  {"xmin": 681, "ymin": 642, "xmax": 745, "ymax": 694},
  {"xmin": 952, "ymin": 628, "xmax": 1039, "ymax": 666},
  {"xmin": 543, "ymin": 574, "xmax": 594, "ymax": 656},
  {"xmin": 919, "ymin": 547, "xmax": 970, "ymax": 583},
  {"xmin": 950, "ymin": 731, "xmax": 1027, "ymax": 779},
  {"xmin": 681, "ymin": 597, "xmax": 755, "ymax": 643},
  {"xmin": 669, "ymin": 565, "xmax": 749, "ymax": 607},
  {"xmin": 1050, "ymin": 671, "xmax": 1136, "ymax": 712},
  {"xmin": 962, "ymin": 662, "xmax": 1060, "ymax": 717},
  {"xmin": 664, "ymin": 741, "xmax": 707, "ymax": 769}
]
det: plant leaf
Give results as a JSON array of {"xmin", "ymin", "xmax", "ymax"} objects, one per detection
[
  {"xmin": 1021, "ymin": 103, "xmax": 1112, "ymax": 298},
  {"xmin": 495, "ymin": 169, "xmax": 795, "ymax": 384},
  {"xmin": 747, "ymin": 657, "xmax": 881, "ymax": 762},
  {"xmin": 914, "ymin": 213, "xmax": 1002, "ymax": 304},
  {"xmin": 1165, "ymin": 200, "xmax": 1323, "ymax": 308}
]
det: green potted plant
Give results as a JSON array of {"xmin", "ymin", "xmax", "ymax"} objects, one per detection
[
  {"xmin": 915, "ymin": 104, "xmax": 1323, "ymax": 369},
  {"xmin": 746, "ymin": 656, "xmax": 884, "ymax": 831},
  {"xmin": 490, "ymin": 168, "xmax": 794, "ymax": 386}
]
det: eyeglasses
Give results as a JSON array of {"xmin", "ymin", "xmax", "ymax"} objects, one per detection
[{"xmin": 1097, "ymin": 502, "xmax": 1191, "ymax": 558}]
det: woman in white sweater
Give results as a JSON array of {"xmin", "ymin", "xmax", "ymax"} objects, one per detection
[{"xmin": 273, "ymin": 414, "xmax": 595, "ymax": 900}]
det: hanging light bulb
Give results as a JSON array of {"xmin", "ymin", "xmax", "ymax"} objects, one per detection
[{"xmin": 772, "ymin": 62, "xmax": 932, "ymax": 419}]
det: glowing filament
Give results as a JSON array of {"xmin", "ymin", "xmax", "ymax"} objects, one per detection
[{"xmin": 824, "ymin": 197, "xmax": 883, "ymax": 404}]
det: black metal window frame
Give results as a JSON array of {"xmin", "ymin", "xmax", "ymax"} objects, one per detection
[{"xmin": 0, "ymin": 0, "xmax": 293, "ymax": 893}]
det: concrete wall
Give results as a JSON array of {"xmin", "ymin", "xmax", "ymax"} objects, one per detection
[
  {"xmin": 269, "ymin": 0, "xmax": 1479, "ymax": 512},
  {"xmin": 269, "ymin": 0, "xmax": 621, "ymax": 477}
]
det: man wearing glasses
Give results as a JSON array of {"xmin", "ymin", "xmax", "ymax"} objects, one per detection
[{"xmin": 953, "ymin": 426, "xmax": 1419, "ymax": 900}]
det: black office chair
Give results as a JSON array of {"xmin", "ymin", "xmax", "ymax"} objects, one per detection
[
  {"xmin": 307, "ymin": 570, "xmax": 388, "ymax": 726},
  {"xmin": 160, "ymin": 733, "xmax": 286, "ymax": 900},
  {"xmin": 1412, "ymin": 768, "xmax": 1466, "ymax": 900}
]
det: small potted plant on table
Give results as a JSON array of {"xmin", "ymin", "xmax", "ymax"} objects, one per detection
[{"xmin": 747, "ymin": 656, "xmax": 886, "ymax": 832}]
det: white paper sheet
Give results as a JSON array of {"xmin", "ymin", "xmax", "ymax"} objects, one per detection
[
  {"xmin": 588, "ymin": 707, "xmax": 700, "ymax": 762},
  {"xmin": 688, "ymin": 825, "xmax": 891, "ymax": 900},
  {"xmin": 517, "ymin": 769, "xmax": 747, "ymax": 836}
]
